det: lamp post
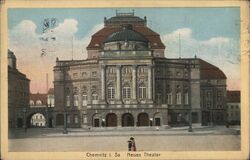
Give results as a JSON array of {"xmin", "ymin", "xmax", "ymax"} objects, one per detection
[
  {"xmin": 63, "ymin": 66, "xmax": 68, "ymax": 134},
  {"xmin": 150, "ymin": 118, "xmax": 153, "ymax": 127},
  {"xmin": 187, "ymin": 62, "xmax": 193, "ymax": 132},
  {"xmin": 210, "ymin": 107, "xmax": 213, "ymax": 126},
  {"xmin": 102, "ymin": 119, "xmax": 105, "ymax": 127}
]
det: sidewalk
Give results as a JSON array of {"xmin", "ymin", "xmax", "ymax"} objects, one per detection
[{"xmin": 9, "ymin": 125, "xmax": 240, "ymax": 139}]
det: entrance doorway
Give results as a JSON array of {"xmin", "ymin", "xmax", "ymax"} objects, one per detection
[
  {"xmin": 94, "ymin": 118, "xmax": 100, "ymax": 127},
  {"xmin": 155, "ymin": 118, "xmax": 161, "ymax": 126},
  {"xmin": 137, "ymin": 113, "xmax": 149, "ymax": 126},
  {"xmin": 122, "ymin": 113, "xmax": 134, "ymax": 127},
  {"xmin": 106, "ymin": 113, "xmax": 117, "ymax": 127}
]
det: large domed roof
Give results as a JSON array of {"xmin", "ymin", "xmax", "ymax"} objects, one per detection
[{"xmin": 104, "ymin": 25, "xmax": 148, "ymax": 43}]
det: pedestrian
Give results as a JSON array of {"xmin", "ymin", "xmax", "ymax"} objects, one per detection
[
  {"xmin": 127, "ymin": 139, "xmax": 132, "ymax": 151},
  {"xmin": 130, "ymin": 137, "xmax": 136, "ymax": 151},
  {"xmin": 24, "ymin": 126, "xmax": 27, "ymax": 133}
]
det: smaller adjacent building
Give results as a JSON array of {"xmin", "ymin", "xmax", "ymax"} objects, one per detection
[
  {"xmin": 30, "ymin": 93, "xmax": 47, "ymax": 127},
  {"xmin": 29, "ymin": 89, "xmax": 55, "ymax": 127},
  {"xmin": 226, "ymin": 91, "xmax": 240, "ymax": 124},
  {"xmin": 30, "ymin": 93, "xmax": 47, "ymax": 108},
  {"xmin": 8, "ymin": 49, "xmax": 30, "ymax": 128}
]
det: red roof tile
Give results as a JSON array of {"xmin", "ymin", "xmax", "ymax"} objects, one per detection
[
  {"xmin": 199, "ymin": 59, "xmax": 226, "ymax": 79},
  {"xmin": 87, "ymin": 26, "xmax": 165, "ymax": 50},
  {"xmin": 30, "ymin": 93, "xmax": 47, "ymax": 106},
  {"xmin": 227, "ymin": 90, "xmax": 240, "ymax": 103}
]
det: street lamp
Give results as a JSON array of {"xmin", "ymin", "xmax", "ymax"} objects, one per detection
[
  {"xmin": 102, "ymin": 119, "xmax": 105, "ymax": 127},
  {"xmin": 210, "ymin": 106, "xmax": 213, "ymax": 126},
  {"xmin": 63, "ymin": 66, "xmax": 68, "ymax": 134},
  {"xmin": 150, "ymin": 118, "xmax": 153, "ymax": 127}
]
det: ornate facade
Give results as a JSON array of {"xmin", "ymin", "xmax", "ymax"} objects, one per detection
[{"xmin": 53, "ymin": 12, "xmax": 227, "ymax": 128}]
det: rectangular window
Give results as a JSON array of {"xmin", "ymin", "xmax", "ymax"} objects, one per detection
[
  {"xmin": 108, "ymin": 87, "xmax": 115, "ymax": 99},
  {"xmin": 82, "ymin": 95, "xmax": 87, "ymax": 100},
  {"xmin": 92, "ymin": 93, "xmax": 98, "ymax": 100},
  {"xmin": 176, "ymin": 92, "xmax": 182, "ymax": 105},
  {"xmin": 139, "ymin": 87, "xmax": 146, "ymax": 99},
  {"xmin": 74, "ymin": 95, "xmax": 78, "ymax": 107},
  {"xmin": 122, "ymin": 87, "xmax": 131, "ymax": 99},
  {"xmin": 207, "ymin": 102, "xmax": 211, "ymax": 108},
  {"xmin": 92, "ymin": 71, "xmax": 97, "ymax": 77},
  {"xmin": 207, "ymin": 91, "xmax": 212, "ymax": 100},
  {"xmin": 217, "ymin": 91, "xmax": 222, "ymax": 102},
  {"xmin": 184, "ymin": 92, "xmax": 189, "ymax": 105},
  {"xmin": 74, "ymin": 115, "xmax": 78, "ymax": 124},
  {"xmin": 167, "ymin": 93, "xmax": 172, "ymax": 104},
  {"xmin": 67, "ymin": 115, "xmax": 71, "ymax": 124},
  {"xmin": 66, "ymin": 95, "xmax": 70, "ymax": 107}
]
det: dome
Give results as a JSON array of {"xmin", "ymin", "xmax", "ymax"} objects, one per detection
[{"xmin": 104, "ymin": 25, "xmax": 148, "ymax": 43}]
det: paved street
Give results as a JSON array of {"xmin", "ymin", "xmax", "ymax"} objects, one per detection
[{"xmin": 8, "ymin": 126, "xmax": 240, "ymax": 152}]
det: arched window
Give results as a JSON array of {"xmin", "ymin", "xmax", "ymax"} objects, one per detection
[
  {"xmin": 184, "ymin": 92, "xmax": 189, "ymax": 105},
  {"xmin": 82, "ymin": 92, "xmax": 88, "ymax": 106},
  {"xmin": 92, "ymin": 92, "xmax": 98, "ymax": 100},
  {"xmin": 36, "ymin": 100, "xmax": 42, "ymax": 105},
  {"xmin": 176, "ymin": 92, "xmax": 182, "ymax": 105},
  {"xmin": 122, "ymin": 84, "xmax": 131, "ymax": 99},
  {"xmin": 82, "ymin": 92, "xmax": 87, "ymax": 100},
  {"xmin": 107, "ymin": 85, "xmax": 115, "ymax": 99},
  {"xmin": 138, "ymin": 84, "xmax": 146, "ymax": 99},
  {"xmin": 73, "ymin": 94, "xmax": 79, "ymax": 106},
  {"xmin": 30, "ymin": 100, "xmax": 34, "ymax": 105},
  {"xmin": 167, "ymin": 92, "xmax": 172, "ymax": 105}
]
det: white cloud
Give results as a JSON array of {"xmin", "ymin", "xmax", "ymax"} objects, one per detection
[
  {"xmin": 161, "ymin": 28, "xmax": 240, "ymax": 90},
  {"xmin": 8, "ymin": 19, "xmax": 103, "ymax": 93}
]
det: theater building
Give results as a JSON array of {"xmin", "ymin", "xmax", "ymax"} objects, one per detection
[{"xmin": 53, "ymin": 12, "xmax": 227, "ymax": 128}]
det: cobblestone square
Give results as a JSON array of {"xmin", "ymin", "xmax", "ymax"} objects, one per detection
[{"xmin": 9, "ymin": 126, "xmax": 240, "ymax": 152}]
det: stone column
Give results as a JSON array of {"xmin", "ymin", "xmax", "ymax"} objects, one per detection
[
  {"xmin": 117, "ymin": 113, "xmax": 122, "ymax": 127},
  {"xmin": 132, "ymin": 65, "xmax": 137, "ymax": 103},
  {"xmin": 101, "ymin": 65, "xmax": 106, "ymax": 102},
  {"xmin": 116, "ymin": 65, "xmax": 122, "ymax": 103},
  {"xmin": 147, "ymin": 65, "xmax": 153, "ymax": 102}
]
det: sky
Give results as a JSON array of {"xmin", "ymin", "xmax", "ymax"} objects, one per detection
[{"xmin": 8, "ymin": 8, "xmax": 240, "ymax": 93}]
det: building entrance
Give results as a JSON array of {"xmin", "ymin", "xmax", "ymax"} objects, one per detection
[
  {"xmin": 106, "ymin": 113, "xmax": 117, "ymax": 127},
  {"xmin": 94, "ymin": 118, "xmax": 100, "ymax": 127},
  {"xmin": 137, "ymin": 113, "xmax": 149, "ymax": 126},
  {"xmin": 122, "ymin": 113, "xmax": 134, "ymax": 127},
  {"xmin": 155, "ymin": 118, "xmax": 161, "ymax": 126}
]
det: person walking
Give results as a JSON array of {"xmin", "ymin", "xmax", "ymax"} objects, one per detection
[
  {"xmin": 127, "ymin": 139, "xmax": 132, "ymax": 151},
  {"xmin": 130, "ymin": 137, "xmax": 136, "ymax": 151}
]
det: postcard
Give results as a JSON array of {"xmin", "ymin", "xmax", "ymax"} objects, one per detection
[{"xmin": 1, "ymin": 0, "xmax": 249, "ymax": 160}]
